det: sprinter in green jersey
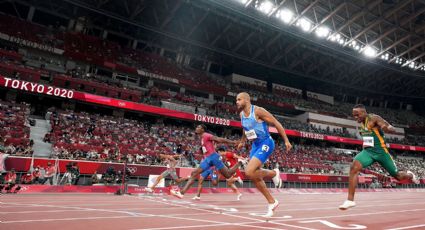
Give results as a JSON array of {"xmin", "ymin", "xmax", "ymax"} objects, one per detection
[{"xmin": 339, "ymin": 104, "xmax": 419, "ymax": 210}]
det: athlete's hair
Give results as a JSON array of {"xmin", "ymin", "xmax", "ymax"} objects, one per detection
[
  {"xmin": 216, "ymin": 146, "xmax": 226, "ymax": 152},
  {"xmin": 199, "ymin": 124, "xmax": 208, "ymax": 131},
  {"xmin": 353, "ymin": 104, "xmax": 366, "ymax": 109}
]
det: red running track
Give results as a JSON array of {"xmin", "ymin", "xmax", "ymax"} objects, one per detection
[{"xmin": 1, "ymin": 190, "xmax": 424, "ymax": 230}]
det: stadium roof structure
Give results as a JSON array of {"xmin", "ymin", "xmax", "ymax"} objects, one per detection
[{"xmin": 11, "ymin": 0, "xmax": 425, "ymax": 99}]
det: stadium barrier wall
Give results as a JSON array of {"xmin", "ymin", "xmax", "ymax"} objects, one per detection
[
  {"xmin": 4, "ymin": 156, "xmax": 424, "ymax": 185},
  {"xmin": 5, "ymin": 184, "xmax": 425, "ymax": 194}
]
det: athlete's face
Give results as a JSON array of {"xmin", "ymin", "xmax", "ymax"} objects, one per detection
[
  {"xmin": 352, "ymin": 108, "xmax": 367, "ymax": 123},
  {"xmin": 236, "ymin": 94, "xmax": 247, "ymax": 111},
  {"xmin": 195, "ymin": 125, "xmax": 203, "ymax": 134}
]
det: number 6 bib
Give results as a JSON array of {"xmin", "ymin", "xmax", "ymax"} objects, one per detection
[{"xmin": 245, "ymin": 129, "xmax": 257, "ymax": 140}]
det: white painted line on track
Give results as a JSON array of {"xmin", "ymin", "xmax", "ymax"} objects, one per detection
[
  {"xmin": 1, "ymin": 216, "xmax": 141, "ymax": 224},
  {"xmin": 222, "ymin": 201, "xmax": 425, "ymax": 214},
  {"xmin": 273, "ymin": 208, "xmax": 425, "ymax": 222},
  {"xmin": 386, "ymin": 224, "xmax": 425, "ymax": 230},
  {"xmin": 137, "ymin": 195, "xmax": 317, "ymax": 230}
]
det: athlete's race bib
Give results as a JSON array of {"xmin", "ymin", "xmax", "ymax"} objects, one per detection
[
  {"xmin": 363, "ymin": 136, "xmax": 374, "ymax": 147},
  {"xmin": 245, "ymin": 129, "xmax": 258, "ymax": 140}
]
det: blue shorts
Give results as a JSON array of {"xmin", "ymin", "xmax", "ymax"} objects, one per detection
[
  {"xmin": 199, "ymin": 152, "xmax": 225, "ymax": 171},
  {"xmin": 249, "ymin": 137, "xmax": 275, "ymax": 164},
  {"xmin": 201, "ymin": 168, "xmax": 218, "ymax": 180}
]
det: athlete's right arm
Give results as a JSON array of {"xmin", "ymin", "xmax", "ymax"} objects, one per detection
[
  {"xmin": 172, "ymin": 155, "xmax": 182, "ymax": 159},
  {"xmin": 237, "ymin": 132, "xmax": 247, "ymax": 150},
  {"xmin": 168, "ymin": 156, "xmax": 177, "ymax": 164},
  {"xmin": 237, "ymin": 113, "xmax": 247, "ymax": 149},
  {"xmin": 373, "ymin": 115, "xmax": 396, "ymax": 133},
  {"xmin": 159, "ymin": 154, "xmax": 175, "ymax": 161}
]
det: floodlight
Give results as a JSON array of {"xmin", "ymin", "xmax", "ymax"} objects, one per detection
[
  {"xmin": 362, "ymin": 46, "xmax": 377, "ymax": 58},
  {"xmin": 315, "ymin": 26, "xmax": 330, "ymax": 38},
  {"xmin": 257, "ymin": 1, "xmax": 274, "ymax": 14},
  {"xmin": 277, "ymin": 9, "xmax": 293, "ymax": 24},
  {"xmin": 297, "ymin": 18, "xmax": 312, "ymax": 32}
]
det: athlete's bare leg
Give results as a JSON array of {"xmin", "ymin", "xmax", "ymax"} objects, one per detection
[
  {"xmin": 394, "ymin": 171, "xmax": 414, "ymax": 181},
  {"xmin": 347, "ymin": 160, "xmax": 362, "ymax": 201},
  {"xmin": 227, "ymin": 178, "xmax": 240, "ymax": 195},
  {"xmin": 196, "ymin": 177, "xmax": 205, "ymax": 198},
  {"xmin": 150, "ymin": 175, "xmax": 164, "ymax": 190},
  {"xmin": 219, "ymin": 163, "xmax": 242, "ymax": 179},
  {"xmin": 245, "ymin": 158, "xmax": 275, "ymax": 204},
  {"xmin": 180, "ymin": 167, "xmax": 203, "ymax": 195},
  {"xmin": 175, "ymin": 177, "xmax": 189, "ymax": 184}
]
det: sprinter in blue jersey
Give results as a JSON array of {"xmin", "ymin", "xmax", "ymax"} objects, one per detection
[{"xmin": 236, "ymin": 92, "xmax": 292, "ymax": 217}]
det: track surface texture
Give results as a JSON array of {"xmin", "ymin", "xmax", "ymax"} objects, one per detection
[{"xmin": 1, "ymin": 191, "xmax": 424, "ymax": 230}]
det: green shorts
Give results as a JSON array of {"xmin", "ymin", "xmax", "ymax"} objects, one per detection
[{"xmin": 354, "ymin": 148, "xmax": 398, "ymax": 177}]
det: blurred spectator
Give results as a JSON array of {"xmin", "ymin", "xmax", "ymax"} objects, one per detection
[
  {"xmin": 2, "ymin": 169, "xmax": 19, "ymax": 193},
  {"xmin": 43, "ymin": 162, "xmax": 56, "ymax": 185},
  {"xmin": 32, "ymin": 166, "xmax": 43, "ymax": 184},
  {"xmin": 103, "ymin": 166, "xmax": 116, "ymax": 185},
  {"xmin": 91, "ymin": 171, "xmax": 100, "ymax": 185},
  {"xmin": 21, "ymin": 171, "xmax": 34, "ymax": 184},
  {"xmin": 72, "ymin": 162, "xmax": 80, "ymax": 185}
]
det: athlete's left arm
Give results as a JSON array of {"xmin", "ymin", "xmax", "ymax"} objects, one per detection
[
  {"xmin": 168, "ymin": 156, "xmax": 177, "ymax": 163},
  {"xmin": 159, "ymin": 154, "xmax": 177, "ymax": 161},
  {"xmin": 172, "ymin": 155, "xmax": 181, "ymax": 160},
  {"xmin": 211, "ymin": 136, "xmax": 237, "ymax": 145},
  {"xmin": 256, "ymin": 107, "xmax": 292, "ymax": 151},
  {"xmin": 232, "ymin": 153, "xmax": 244, "ymax": 160},
  {"xmin": 372, "ymin": 115, "xmax": 396, "ymax": 133}
]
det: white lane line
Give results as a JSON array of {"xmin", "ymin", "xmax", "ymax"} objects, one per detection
[
  {"xmin": 0, "ymin": 202, "xmax": 144, "ymax": 217},
  {"xmin": 1, "ymin": 215, "xmax": 142, "ymax": 224},
  {"xmin": 131, "ymin": 223, "xmax": 232, "ymax": 230},
  {"xmin": 0, "ymin": 210, "xmax": 103, "ymax": 214},
  {"xmin": 137, "ymin": 195, "xmax": 317, "ymax": 230},
  {"xmin": 223, "ymin": 201, "xmax": 425, "ymax": 214},
  {"xmin": 386, "ymin": 224, "xmax": 425, "ymax": 230},
  {"xmin": 132, "ymin": 221, "xmax": 284, "ymax": 230},
  {"xmin": 135, "ymin": 214, "xmax": 284, "ymax": 230},
  {"xmin": 273, "ymin": 208, "xmax": 425, "ymax": 222},
  {"xmin": 0, "ymin": 202, "xmax": 152, "ymax": 207},
  {"xmin": 1, "ymin": 199, "xmax": 280, "ymax": 230}
]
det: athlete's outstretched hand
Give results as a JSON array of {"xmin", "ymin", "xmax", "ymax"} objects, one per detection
[
  {"xmin": 236, "ymin": 141, "xmax": 245, "ymax": 150},
  {"xmin": 284, "ymin": 141, "xmax": 292, "ymax": 152}
]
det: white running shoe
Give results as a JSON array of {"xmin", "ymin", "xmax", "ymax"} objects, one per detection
[
  {"xmin": 192, "ymin": 196, "xmax": 200, "ymax": 200},
  {"xmin": 237, "ymin": 193, "xmax": 242, "ymax": 201},
  {"xmin": 407, "ymin": 171, "xmax": 420, "ymax": 184},
  {"xmin": 170, "ymin": 189, "xmax": 184, "ymax": 199},
  {"xmin": 238, "ymin": 158, "xmax": 248, "ymax": 167},
  {"xmin": 272, "ymin": 168, "xmax": 282, "ymax": 188},
  {"xmin": 263, "ymin": 200, "xmax": 279, "ymax": 218},
  {"xmin": 278, "ymin": 179, "xmax": 283, "ymax": 188},
  {"xmin": 237, "ymin": 177, "xmax": 244, "ymax": 185},
  {"xmin": 145, "ymin": 187, "xmax": 153, "ymax": 193},
  {"xmin": 339, "ymin": 200, "xmax": 356, "ymax": 210}
]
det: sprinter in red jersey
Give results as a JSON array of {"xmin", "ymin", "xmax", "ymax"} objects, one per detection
[
  {"xmin": 217, "ymin": 146, "xmax": 245, "ymax": 201},
  {"xmin": 170, "ymin": 124, "xmax": 245, "ymax": 199}
]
